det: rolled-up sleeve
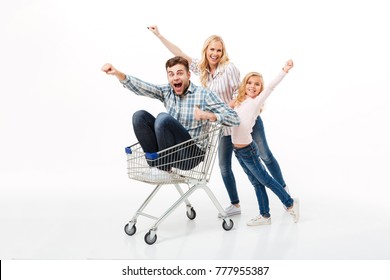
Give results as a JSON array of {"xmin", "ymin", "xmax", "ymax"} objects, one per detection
[
  {"xmin": 189, "ymin": 58, "xmax": 201, "ymax": 76},
  {"xmin": 120, "ymin": 75, "xmax": 165, "ymax": 102}
]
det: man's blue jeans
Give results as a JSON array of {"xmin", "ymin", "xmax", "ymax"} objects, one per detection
[
  {"xmin": 132, "ymin": 110, "xmax": 204, "ymax": 171},
  {"xmin": 218, "ymin": 116, "xmax": 286, "ymax": 205},
  {"xmin": 233, "ymin": 141, "xmax": 293, "ymax": 217}
]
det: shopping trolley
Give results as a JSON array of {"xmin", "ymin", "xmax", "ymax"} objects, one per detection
[{"xmin": 123, "ymin": 122, "xmax": 234, "ymax": 245}]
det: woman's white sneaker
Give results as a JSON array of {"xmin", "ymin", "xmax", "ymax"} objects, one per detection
[
  {"xmin": 217, "ymin": 204, "xmax": 241, "ymax": 218},
  {"xmin": 246, "ymin": 215, "xmax": 271, "ymax": 226}
]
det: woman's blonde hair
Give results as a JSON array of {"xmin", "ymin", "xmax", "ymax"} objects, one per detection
[
  {"xmin": 198, "ymin": 35, "xmax": 230, "ymax": 87},
  {"xmin": 235, "ymin": 72, "xmax": 264, "ymax": 106}
]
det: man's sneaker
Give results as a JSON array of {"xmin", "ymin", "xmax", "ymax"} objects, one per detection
[
  {"xmin": 246, "ymin": 215, "xmax": 272, "ymax": 226},
  {"xmin": 217, "ymin": 204, "xmax": 241, "ymax": 218},
  {"xmin": 287, "ymin": 198, "xmax": 300, "ymax": 223},
  {"xmin": 139, "ymin": 167, "xmax": 174, "ymax": 182}
]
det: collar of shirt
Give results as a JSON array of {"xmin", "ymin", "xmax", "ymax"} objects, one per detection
[{"xmin": 206, "ymin": 64, "xmax": 225, "ymax": 79}]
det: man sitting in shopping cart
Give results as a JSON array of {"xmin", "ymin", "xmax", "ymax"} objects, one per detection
[{"xmin": 101, "ymin": 56, "xmax": 240, "ymax": 175}]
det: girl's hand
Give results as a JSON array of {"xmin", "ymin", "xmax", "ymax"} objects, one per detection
[{"xmin": 283, "ymin": 59, "xmax": 294, "ymax": 73}]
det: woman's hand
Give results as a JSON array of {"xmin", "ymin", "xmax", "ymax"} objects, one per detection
[
  {"xmin": 147, "ymin": 25, "xmax": 160, "ymax": 37},
  {"xmin": 228, "ymin": 99, "xmax": 236, "ymax": 109}
]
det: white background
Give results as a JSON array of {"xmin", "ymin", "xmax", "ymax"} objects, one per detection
[{"xmin": 1, "ymin": 0, "xmax": 390, "ymax": 273}]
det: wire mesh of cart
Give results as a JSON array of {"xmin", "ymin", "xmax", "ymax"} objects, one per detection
[{"xmin": 124, "ymin": 122, "xmax": 234, "ymax": 245}]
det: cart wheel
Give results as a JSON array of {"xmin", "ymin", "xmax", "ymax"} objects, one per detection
[
  {"xmin": 222, "ymin": 219, "xmax": 234, "ymax": 231},
  {"xmin": 144, "ymin": 231, "xmax": 157, "ymax": 245},
  {"xmin": 186, "ymin": 207, "xmax": 196, "ymax": 220},
  {"xmin": 124, "ymin": 224, "xmax": 136, "ymax": 236}
]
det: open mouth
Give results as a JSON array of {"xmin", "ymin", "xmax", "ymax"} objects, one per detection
[
  {"xmin": 247, "ymin": 89, "xmax": 258, "ymax": 96},
  {"xmin": 174, "ymin": 83, "xmax": 182, "ymax": 90}
]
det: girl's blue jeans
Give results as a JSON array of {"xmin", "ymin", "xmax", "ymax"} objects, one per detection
[
  {"xmin": 218, "ymin": 116, "xmax": 286, "ymax": 205},
  {"xmin": 233, "ymin": 141, "xmax": 293, "ymax": 217}
]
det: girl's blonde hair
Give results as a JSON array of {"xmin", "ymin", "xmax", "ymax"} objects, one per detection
[
  {"xmin": 198, "ymin": 35, "xmax": 230, "ymax": 87},
  {"xmin": 235, "ymin": 72, "xmax": 264, "ymax": 106}
]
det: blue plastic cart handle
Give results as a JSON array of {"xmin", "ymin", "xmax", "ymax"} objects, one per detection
[{"xmin": 125, "ymin": 147, "xmax": 132, "ymax": 154}]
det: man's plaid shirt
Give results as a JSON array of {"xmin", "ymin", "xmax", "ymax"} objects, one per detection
[{"xmin": 121, "ymin": 75, "xmax": 240, "ymax": 139}]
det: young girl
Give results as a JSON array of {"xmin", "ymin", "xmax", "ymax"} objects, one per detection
[{"xmin": 230, "ymin": 59, "xmax": 299, "ymax": 225}]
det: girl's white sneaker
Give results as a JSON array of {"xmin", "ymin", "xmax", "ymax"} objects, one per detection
[{"xmin": 287, "ymin": 198, "xmax": 300, "ymax": 223}]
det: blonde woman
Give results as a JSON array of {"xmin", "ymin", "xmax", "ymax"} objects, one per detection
[
  {"xmin": 228, "ymin": 60, "xmax": 299, "ymax": 225},
  {"xmin": 148, "ymin": 25, "xmax": 289, "ymax": 217}
]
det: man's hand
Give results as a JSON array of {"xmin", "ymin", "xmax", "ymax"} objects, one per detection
[
  {"xmin": 194, "ymin": 106, "xmax": 216, "ymax": 121},
  {"xmin": 194, "ymin": 106, "xmax": 203, "ymax": 121},
  {"xmin": 101, "ymin": 63, "xmax": 126, "ymax": 81},
  {"xmin": 101, "ymin": 63, "xmax": 117, "ymax": 75}
]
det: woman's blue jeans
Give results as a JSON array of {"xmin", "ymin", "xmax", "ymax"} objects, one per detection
[
  {"xmin": 233, "ymin": 141, "xmax": 293, "ymax": 217},
  {"xmin": 132, "ymin": 110, "xmax": 204, "ymax": 171},
  {"xmin": 218, "ymin": 116, "xmax": 286, "ymax": 205}
]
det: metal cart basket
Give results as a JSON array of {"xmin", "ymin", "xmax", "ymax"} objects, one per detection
[{"xmin": 124, "ymin": 122, "xmax": 234, "ymax": 245}]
